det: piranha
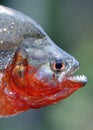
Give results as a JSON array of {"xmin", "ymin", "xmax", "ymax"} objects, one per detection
[{"xmin": 0, "ymin": 5, "xmax": 87, "ymax": 117}]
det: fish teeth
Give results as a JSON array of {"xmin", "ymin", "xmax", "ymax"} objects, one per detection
[{"xmin": 68, "ymin": 75, "xmax": 87, "ymax": 83}]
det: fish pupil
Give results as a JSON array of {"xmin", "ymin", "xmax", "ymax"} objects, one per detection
[{"xmin": 55, "ymin": 61, "xmax": 62, "ymax": 70}]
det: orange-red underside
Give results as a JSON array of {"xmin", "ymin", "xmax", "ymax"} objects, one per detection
[{"xmin": 0, "ymin": 53, "xmax": 84, "ymax": 116}]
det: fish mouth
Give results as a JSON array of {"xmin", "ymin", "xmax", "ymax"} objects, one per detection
[
  {"xmin": 67, "ymin": 74, "xmax": 87, "ymax": 85},
  {"xmin": 58, "ymin": 69, "xmax": 87, "ymax": 85},
  {"xmin": 58, "ymin": 63, "xmax": 87, "ymax": 85},
  {"xmin": 66, "ymin": 64, "xmax": 87, "ymax": 85}
]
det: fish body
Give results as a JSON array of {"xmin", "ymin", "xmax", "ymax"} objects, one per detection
[{"xmin": 0, "ymin": 5, "xmax": 87, "ymax": 117}]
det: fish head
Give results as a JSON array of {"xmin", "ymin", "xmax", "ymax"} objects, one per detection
[{"xmin": 14, "ymin": 37, "xmax": 87, "ymax": 108}]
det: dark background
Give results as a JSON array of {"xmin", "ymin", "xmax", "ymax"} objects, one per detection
[{"xmin": 0, "ymin": 0, "xmax": 92, "ymax": 130}]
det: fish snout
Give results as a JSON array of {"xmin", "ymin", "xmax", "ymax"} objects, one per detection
[
  {"xmin": 73, "ymin": 59, "xmax": 80, "ymax": 71},
  {"xmin": 66, "ymin": 57, "xmax": 80, "ymax": 76}
]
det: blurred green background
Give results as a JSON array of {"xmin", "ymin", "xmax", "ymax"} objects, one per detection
[{"xmin": 0, "ymin": 0, "xmax": 92, "ymax": 130}]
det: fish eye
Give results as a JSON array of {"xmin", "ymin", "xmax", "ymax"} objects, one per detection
[{"xmin": 51, "ymin": 59, "xmax": 65, "ymax": 72}]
